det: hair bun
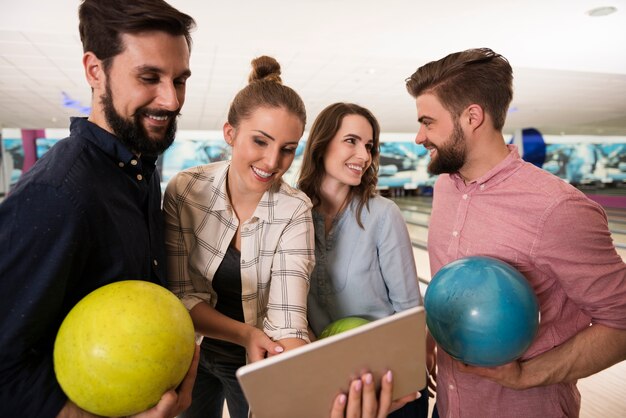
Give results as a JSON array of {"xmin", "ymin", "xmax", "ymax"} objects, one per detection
[{"xmin": 248, "ymin": 55, "xmax": 282, "ymax": 84}]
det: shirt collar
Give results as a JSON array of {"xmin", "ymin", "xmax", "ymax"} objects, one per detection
[
  {"xmin": 213, "ymin": 160, "xmax": 280, "ymax": 223},
  {"xmin": 70, "ymin": 117, "xmax": 158, "ymax": 169},
  {"xmin": 450, "ymin": 144, "xmax": 523, "ymax": 190}
]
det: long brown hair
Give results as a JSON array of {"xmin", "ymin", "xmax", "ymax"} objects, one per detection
[{"xmin": 297, "ymin": 102, "xmax": 380, "ymax": 228}]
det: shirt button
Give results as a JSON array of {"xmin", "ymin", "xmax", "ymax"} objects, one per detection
[
  {"xmin": 131, "ymin": 159, "xmax": 138, "ymax": 166},
  {"xmin": 449, "ymin": 384, "xmax": 455, "ymax": 390},
  {"xmin": 153, "ymin": 259, "xmax": 158, "ymax": 266},
  {"xmin": 480, "ymin": 184, "xmax": 485, "ymax": 190},
  {"xmin": 462, "ymin": 194, "xmax": 468, "ymax": 200},
  {"xmin": 452, "ymin": 231, "xmax": 459, "ymax": 237},
  {"xmin": 118, "ymin": 162, "xmax": 125, "ymax": 167},
  {"xmin": 137, "ymin": 174, "xmax": 143, "ymax": 181}
]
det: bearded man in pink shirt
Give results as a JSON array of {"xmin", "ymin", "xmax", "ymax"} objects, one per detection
[{"xmin": 405, "ymin": 48, "xmax": 626, "ymax": 418}]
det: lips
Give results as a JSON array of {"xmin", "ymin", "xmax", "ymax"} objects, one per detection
[
  {"xmin": 346, "ymin": 163, "xmax": 364, "ymax": 175},
  {"xmin": 251, "ymin": 166, "xmax": 275, "ymax": 182},
  {"xmin": 141, "ymin": 109, "xmax": 178, "ymax": 128},
  {"xmin": 424, "ymin": 145, "xmax": 437, "ymax": 158}
]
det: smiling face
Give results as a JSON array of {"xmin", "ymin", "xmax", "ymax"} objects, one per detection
[
  {"xmin": 225, "ymin": 106, "xmax": 303, "ymax": 197},
  {"xmin": 87, "ymin": 31, "xmax": 191, "ymax": 155},
  {"xmin": 415, "ymin": 93, "xmax": 467, "ymax": 175},
  {"xmin": 322, "ymin": 114, "xmax": 374, "ymax": 190}
]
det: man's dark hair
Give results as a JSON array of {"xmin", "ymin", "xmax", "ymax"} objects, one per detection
[
  {"xmin": 406, "ymin": 48, "xmax": 513, "ymax": 131},
  {"xmin": 78, "ymin": 0, "xmax": 195, "ymax": 72}
]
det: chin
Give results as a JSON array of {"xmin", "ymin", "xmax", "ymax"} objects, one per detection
[{"xmin": 345, "ymin": 177, "xmax": 363, "ymax": 186}]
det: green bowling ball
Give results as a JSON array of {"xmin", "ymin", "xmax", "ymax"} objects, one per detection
[{"xmin": 319, "ymin": 316, "xmax": 371, "ymax": 339}]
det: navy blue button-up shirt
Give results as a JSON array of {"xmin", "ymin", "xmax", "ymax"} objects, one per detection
[{"xmin": 0, "ymin": 118, "xmax": 166, "ymax": 417}]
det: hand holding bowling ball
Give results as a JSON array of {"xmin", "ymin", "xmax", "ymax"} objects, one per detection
[
  {"xmin": 424, "ymin": 256, "xmax": 540, "ymax": 367},
  {"xmin": 53, "ymin": 280, "xmax": 196, "ymax": 416}
]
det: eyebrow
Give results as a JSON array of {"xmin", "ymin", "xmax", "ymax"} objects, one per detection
[
  {"xmin": 135, "ymin": 65, "xmax": 192, "ymax": 79},
  {"xmin": 253, "ymin": 130, "xmax": 299, "ymax": 145},
  {"xmin": 345, "ymin": 133, "xmax": 374, "ymax": 143},
  {"xmin": 417, "ymin": 116, "xmax": 433, "ymax": 124}
]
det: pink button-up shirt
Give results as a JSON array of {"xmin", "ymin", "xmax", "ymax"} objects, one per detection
[{"xmin": 429, "ymin": 146, "xmax": 626, "ymax": 418}]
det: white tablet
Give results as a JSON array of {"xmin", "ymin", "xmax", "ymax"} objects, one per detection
[{"xmin": 236, "ymin": 306, "xmax": 426, "ymax": 418}]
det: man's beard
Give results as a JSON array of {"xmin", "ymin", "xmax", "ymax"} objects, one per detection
[
  {"xmin": 427, "ymin": 120, "xmax": 467, "ymax": 175},
  {"xmin": 101, "ymin": 83, "xmax": 178, "ymax": 156}
]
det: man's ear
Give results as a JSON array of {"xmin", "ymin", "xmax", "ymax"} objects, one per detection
[
  {"xmin": 465, "ymin": 104, "xmax": 485, "ymax": 132},
  {"xmin": 83, "ymin": 52, "xmax": 105, "ymax": 90}
]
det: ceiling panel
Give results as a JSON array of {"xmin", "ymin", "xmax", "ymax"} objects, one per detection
[{"xmin": 0, "ymin": 0, "xmax": 625, "ymax": 135}]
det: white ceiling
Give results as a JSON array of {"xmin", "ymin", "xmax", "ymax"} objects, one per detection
[{"xmin": 1, "ymin": 0, "xmax": 626, "ymax": 136}]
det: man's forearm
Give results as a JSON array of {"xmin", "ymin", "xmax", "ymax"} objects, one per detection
[
  {"xmin": 459, "ymin": 323, "xmax": 626, "ymax": 390},
  {"xmin": 520, "ymin": 323, "xmax": 626, "ymax": 388}
]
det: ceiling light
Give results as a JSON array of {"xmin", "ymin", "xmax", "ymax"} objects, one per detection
[{"xmin": 586, "ymin": 6, "xmax": 617, "ymax": 17}]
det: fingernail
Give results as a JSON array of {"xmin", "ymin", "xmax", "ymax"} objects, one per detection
[
  {"xmin": 364, "ymin": 373, "xmax": 373, "ymax": 385},
  {"xmin": 386, "ymin": 370, "xmax": 393, "ymax": 383},
  {"xmin": 339, "ymin": 394, "xmax": 347, "ymax": 405},
  {"xmin": 355, "ymin": 380, "xmax": 362, "ymax": 392},
  {"xmin": 275, "ymin": 346, "xmax": 284, "ymax": 353}
]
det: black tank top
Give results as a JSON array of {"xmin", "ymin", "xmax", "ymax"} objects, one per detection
[{"xmin": 201, "ymin": 245, "xmax": 246, "ymax": 361}]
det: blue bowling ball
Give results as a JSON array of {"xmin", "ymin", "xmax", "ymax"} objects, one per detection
[{"xmin": 424, "ymin": 256, "xmax": 540, "ymax": 367}]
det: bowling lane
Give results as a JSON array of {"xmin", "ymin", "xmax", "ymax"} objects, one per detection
[
  {"xmin": 400, "ymin": 209, "xmax": 431, "ymax": 225},
  {"xmin": 604, "ymin": 207, "xmax": 626, "ymax": 220},
  {"xmin": 608, "ymin": 221, "xmax": 626, "ymax": 234},
  {"xmin": 413, "ymin": 247, "xmax": 431, "ymax": 297},
  {"xmin": 610, "ymin": 231, "xmax": 626, "ymax": 246},
  {"xmin": 405, "ymin": 222, "xmax": 429, "ymax": 245}
]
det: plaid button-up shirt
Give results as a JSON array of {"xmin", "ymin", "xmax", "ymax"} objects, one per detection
[{"xmin": 164, "ymin": 160, "xmax": 315, "ymax": 342}]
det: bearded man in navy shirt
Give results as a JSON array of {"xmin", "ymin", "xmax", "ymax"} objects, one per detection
[{"xmin": 0, "ymin": 1, "xmax": 199, "ymax": 417}]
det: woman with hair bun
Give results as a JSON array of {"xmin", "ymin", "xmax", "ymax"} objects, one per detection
[{"xmin": 164, "ymin": 56, "xmax": 314, "ymax": 418}]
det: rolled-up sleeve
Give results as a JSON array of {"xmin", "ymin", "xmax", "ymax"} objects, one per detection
[{"xmin": 263, "ymin": 201, "xmax": 315, "ymax": 342}]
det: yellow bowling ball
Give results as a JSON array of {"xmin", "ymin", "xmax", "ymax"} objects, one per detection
[{"xmin": 53, "ymin": 280, "xmax": 195, "ymax": 416}]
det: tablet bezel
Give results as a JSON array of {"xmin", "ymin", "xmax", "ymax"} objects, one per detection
[{"xmin": 236, "ymin": 306, "xmax": 426, "ymax": 418}]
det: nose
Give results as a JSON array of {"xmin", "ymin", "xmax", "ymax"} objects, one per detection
[
  {"xmin": 157, "ymin": 81, "xmax": 182, "ymax": 111},
  {"xmin": 415, "ymin": 126, "xmax": 427, "ymax": 145},
  {"xmin": 357, "ymin": 142, "xmax": 370, "ymax": 163},
  {"xmin": 265, "ymin": 147, "xmax": 281, "ymax": 170}
]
